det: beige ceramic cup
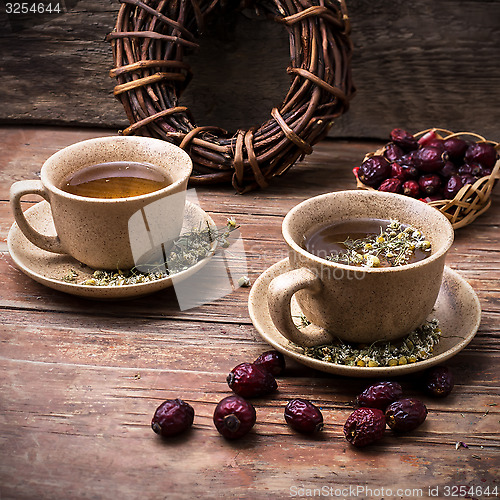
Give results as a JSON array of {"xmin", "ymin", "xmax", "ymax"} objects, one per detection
[
  {"xmin": 267, "ymin": 190, "xmax": 454, "ymax": 347},
  {"xmin": 10, "ymin": 136, "xmax": 192, "ymax": 270}
]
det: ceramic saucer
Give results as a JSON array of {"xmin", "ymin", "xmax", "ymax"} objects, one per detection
[
  {"xmin": 248, "ymin": 258, "xmax": 481, "ymax": 377},
  {"xmin": 7, "ymin": 201, "xmax": 217, "ymax": 300}
]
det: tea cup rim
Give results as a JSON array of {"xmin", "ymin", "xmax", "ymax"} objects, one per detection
[
  {"xmin": 40, "ymin": 135, "xmax": 192, "ymax": 203},
  {"xmin": 282, "ymin": 190, "xmax": 454, "ymax": 273}
]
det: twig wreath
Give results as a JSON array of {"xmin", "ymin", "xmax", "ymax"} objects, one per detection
[{"xmin": 108, "ymin": 0, "xmax": 355, "ymax": 193}]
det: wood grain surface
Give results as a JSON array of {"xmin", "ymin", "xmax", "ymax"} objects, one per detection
[
  {"xmin": 1, "ymin": 1, "xmax": 499, "ymax": 140},
  {"xmin": 0, "ymin": 125, "xmax": 499, "ymax": 499}
]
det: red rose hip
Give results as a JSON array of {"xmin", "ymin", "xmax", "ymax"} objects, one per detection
[
  {"xmin": 443, "ymin": 137, "xmax": 468, "ymax": 162},
  {"xmin": 384, "ymin": 143, "xmax": 404, "ymax": 162},
  {"xmin": 418, "ymin": 174, "xmax": 442, "ymax": 195},
  {"xmin": 444, "ymin": 175, "xmax": 463, "ymax": 199},
  {"xmin": 227, "ymin": 362, "xmax": 278, "ymax": 398},
  {"xmin": 355, "ymin": 381, "xmax": 403, "ymax": 411},
  {"xmin": 343, "ymin": 408, "xmax": 386, "ymax": 447},
  {"xmin": 402, "ymin": 180, "xmax": 420, "ymax": 198},
  {"xmin": 401, "ymin": 164, "xmax": 419, "ymax": 179},
  {"xmin": 400, "ymin": 151, "xmax": 418, "ymax": 168},
  {"xmin": 440, "ymin": 161, "xmax": 458, "ymax": 178},
  {"xmin": 390, "ymin": 162, "xmax": 406, "ymax": 180},
  {"xmin": 425, "ymin": 138, "xmax": 445, "ymax": 152},
  {"xmin": 213, "ymin": 395, "xmax": 256, "ymax": 439},
  {"xmin": 385, "ymin": 398, "xmax": 427, "ymax": 432},
  {"xmin": 390, "ymin": 128, "xmax": 419, "ymax": 151},
  {"xmin": 415, "ymin": 146, "xmax": 446, "ymax": 173},
  {"xmin": 254, "ymin": 350, "xmax": 286, "ymax": 376},
  {"xmin": 284, "ymin": 399, "xmax": 324, "ymax": 434},
  {"xmin": 378, "ymin": 178, "xmax": 402, "ymax": 193},
  {"xmin": 460, "ymin": 173, "xmax": 475, "ymax": 186},
  {"xmin": 417, "ymin": 129, "xmax": 439, "ymax": 147},
  {"xmin": 424, "ymin": 365, "xmax": 455, "ymax": 397},
  {"xmin": 465, "ymin": 142, "xmax": 497, "ymax": 169},
  {"xmin": 358, "ymin": 156, "xmax": 391, "ymax": 187},
  {"xmin": 152, "ymin": 399, "xmax": 194, "ymax": 438}
]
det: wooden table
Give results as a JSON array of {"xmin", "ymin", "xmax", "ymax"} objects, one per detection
[{"xmin": 1, "ymin": 126, "xmax": 498, "ymax": 500}]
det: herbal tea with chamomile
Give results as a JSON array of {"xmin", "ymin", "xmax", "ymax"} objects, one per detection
[{"xmin": 304, "ymin": 219, "xmax": 431, "ymax": 268}]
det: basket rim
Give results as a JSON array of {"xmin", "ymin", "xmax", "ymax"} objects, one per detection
[{"xmin": 355, "ymin": 128, "xmax": 500, "ymax": 229}]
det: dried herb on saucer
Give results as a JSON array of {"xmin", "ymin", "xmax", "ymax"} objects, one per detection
[
  {"xmin": 297, "ymin": 319, "xmax": 441, "ymax": 367},
  {"xmin": 63, "ymin": 218, "xmax": 239, "ymax": 286}
]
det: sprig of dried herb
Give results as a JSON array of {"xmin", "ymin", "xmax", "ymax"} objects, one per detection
[
  {"xmin": 293, "ymin": 313, "xmax": 312, "ymax": 328},
  {"xmin": 326, "ymin": 220, "xmax": 431, "ymax": 268},
  {"xmin": 297, "ymin": 319, "xmax": 441, "ymax": 367}
]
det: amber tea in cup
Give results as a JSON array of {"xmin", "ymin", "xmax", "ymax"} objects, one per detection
[{"xmin": 61, "ymin": 161, "xmax": 172, "ymax": 199}]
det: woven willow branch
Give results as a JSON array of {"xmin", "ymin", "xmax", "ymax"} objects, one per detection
[{"xmin": 107, "ymin": 0, "xmax": 355, "ymax": 193}]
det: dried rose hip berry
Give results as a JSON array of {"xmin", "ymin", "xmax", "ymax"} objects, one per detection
[
  {"xmin": 384, "ymin": 143, "xmax": 404, "ymax": 162},
  {"xmin": 424, "ymin": 365, "xmax": 455, "ymax": 397},
  {"xmin": 254, "ymin": 350, "xmax": 286, "ymax": 376},
  {"xmin": 213, "ymin": 395, "xmax": 256, "ymax": 439},
  {"xmin": 378, "ymin": 178, "xmax": 402, "ymax": 193},
  {"xmin": 401, "ymin": 164, "xmax": 419, "ymax": 179},
  {"xmin": 284, "ymin": 399, "xmax": 324, "ymax": 434},
  {"xmin": 459, "ymin": 162, "xmax": 483, "ymax": 177},
  {"xmin": 385, "ymin": 398, "xmax": 427, "ymax": 432},
  {"xmin": 151, "ymin": 399, "xmax": 194, "ymax": 438},
  {"xmin": 390, "ymin": 162, "xmax": 406, "ymax": 180},
  {"xmin": 227, "ymin": 362, "xmax": 278, "ymax": 398},
  {"xmin": 344, "ymin": 408, "xmax": 386, "ymax": 447},
  {"xmin": 418, "ymin": 174, "xmax": 442, "ymax": 195},
  {"xmin": 440, "ymin": 161, "xmax": 458, "ymax": 178},
  {"xmin": 477, "ymin": 166, "xmax": 493, "ymax": 178},
  {"xmin": 417, "ymin": 129, "xmax": 439, "ymax": 147},
  {"xmin": 465, "ymin": 142, "xmax": 498, "ymax": 169},
  {"xmin": 444, "ymin": 175, "xmax": 463, "ymax": 199},
  {"xmin": 355, "ymin": 381, "xmax": 403, "ymax": 411},
  {"xmin": 460, "ymin": 173, "xmax": 475, "ymax": 186},
  {"xmin": 425, "ymin": 138, "xmax": 445, "ymax": 153},
  {"xmin": 400, "ymin": 150, "xmax": 418, "ymax": 168},
  {"xmin": 390, "ymin": 128, "xmax": 419, "ymax": 151},
  {"xmin": 415, "ymin": 146, "xmax": 446, "ymax": 173},
  {"xmin": 402, "ymin": 180, "xmax": 420, "ymax": 198},
  {"xmin": 443, "ymin": 137, "xmax": 468, "ymax": 162},
  {"xmin": 358, "ymin": 156, "xmax": 391, "ymax": 187}
]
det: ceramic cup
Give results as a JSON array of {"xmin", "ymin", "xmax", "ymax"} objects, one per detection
[
  {"xmin": 10, "ymin": 136, "xmax": 192, "ymax": 270},
  {"xmin": 267, "ymin": 190, "xmax": 454, "ymax": 347}
]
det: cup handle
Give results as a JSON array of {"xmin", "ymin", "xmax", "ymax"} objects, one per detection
[
  {"xmin": 10, "ymin": 180, "xmax": 65, "ymax": 254},
  {"xmin": 267, "ymin": 267, "xmax": 331, "ymax": 347}
]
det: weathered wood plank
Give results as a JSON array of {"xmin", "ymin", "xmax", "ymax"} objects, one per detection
[
  {"xmin": 1, "ymin": 126, "xmax": 499, "ymax": 500},
  {"xmin": 1, "ymin": 308, "xmax": 498, "ymax": 379},
  {"xmin": 0, "ymin": 356, "xmax": 498, "ymax": 500},
  {"xmin": 1, "ymin": 1, "xmax": 499, "ymax": 140}
]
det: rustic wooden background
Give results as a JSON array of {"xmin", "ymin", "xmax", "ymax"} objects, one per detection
[{"xmin": 1, "ymin": 0, "xmax": 499, "ymax": 140}]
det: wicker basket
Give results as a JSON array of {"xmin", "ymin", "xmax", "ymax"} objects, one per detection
[
  {"xmin": 355, "ymin": 128, "xmax": 500, "ymax": 229},
  {"xmin": 107, "ymin": 0, "xmax": 355, "ymax": 193}
]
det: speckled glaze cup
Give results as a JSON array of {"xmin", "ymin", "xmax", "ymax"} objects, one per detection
[
  {"xmin": 267, "ymin": 190, "xmax": 454, "ymax": 347},
  {"xmin": 10, "ymin": 136, "xmax": 192, "ymax": 270}
]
